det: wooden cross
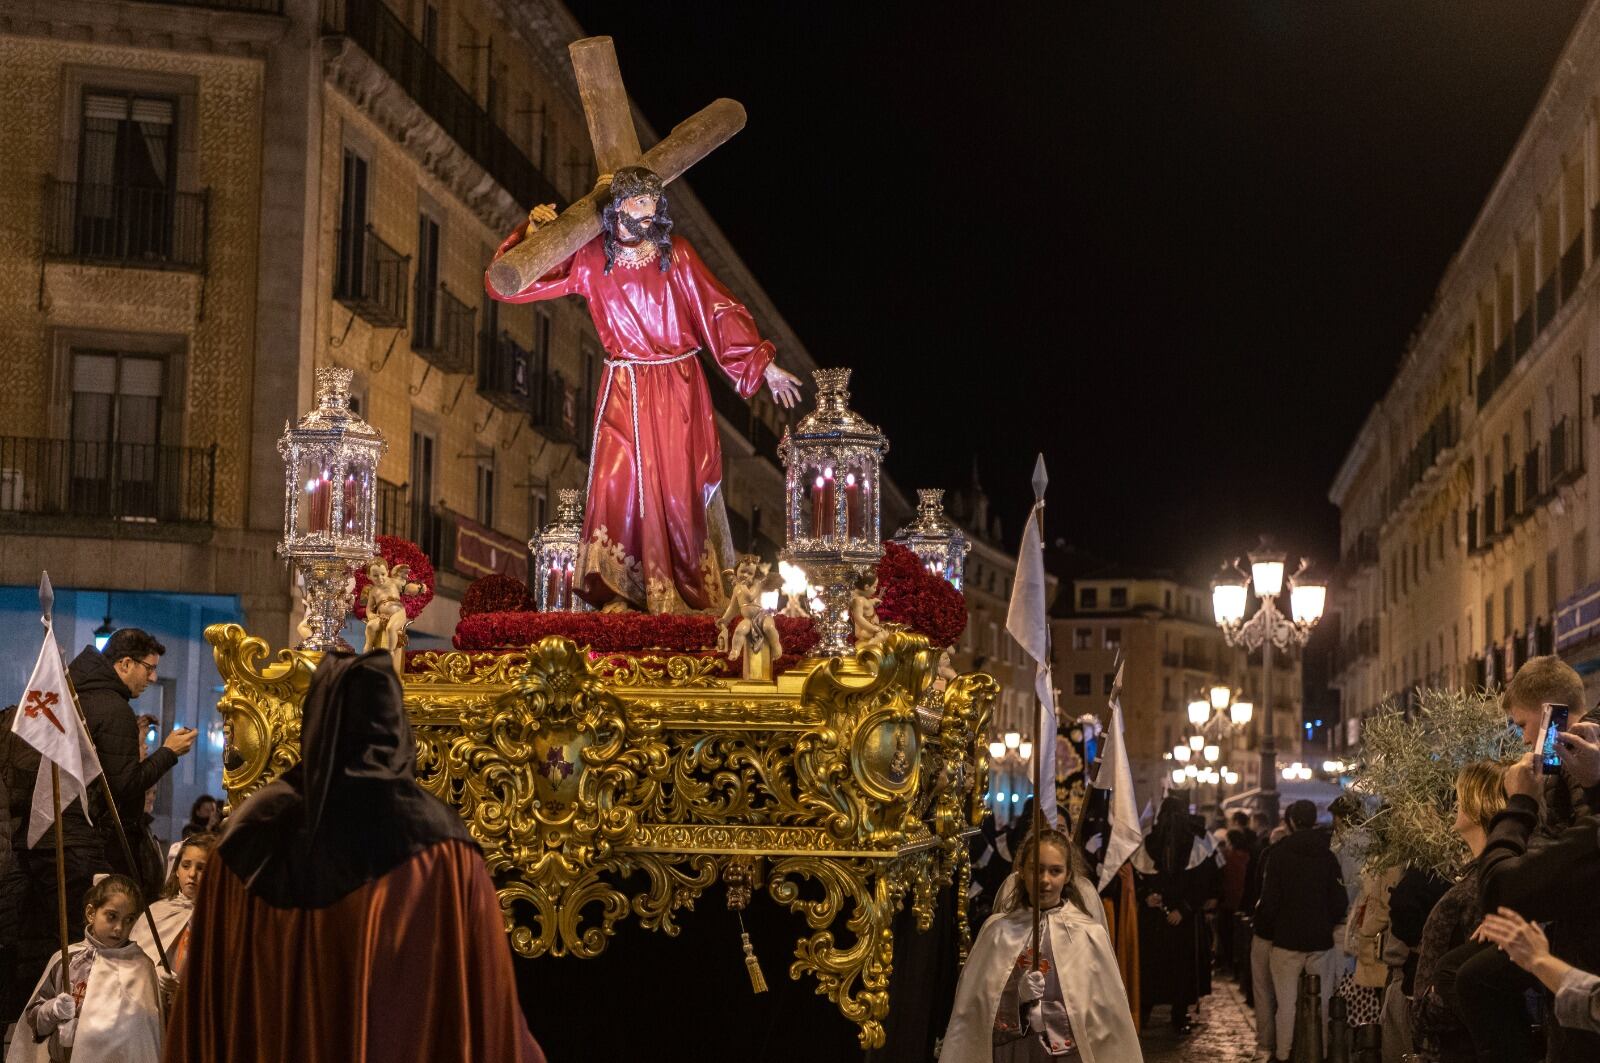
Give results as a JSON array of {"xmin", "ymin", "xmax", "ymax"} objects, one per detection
[{"xmin": 485, "ymin": 37, "xmax": 746, "ymax": 299}]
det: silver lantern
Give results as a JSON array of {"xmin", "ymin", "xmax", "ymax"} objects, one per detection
[
  {"xmin": 530, "ymin": 488, "xmax": 585, "ymax": 611},
  {"xmin": 893, "ymin": 488, "xmax": 970, "ymax": 590},
  {"xmin": 778, "ymin": 368, "xmax": 889, "ymax": 657},
  {"xmin": 277, "ymin": 366, "xmax": 385, "ymax": 650}
]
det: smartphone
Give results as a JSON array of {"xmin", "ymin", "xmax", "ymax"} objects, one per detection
[{"xmin": 1541, "ymin": 703, "xmax": 1570, "ymax": 775}]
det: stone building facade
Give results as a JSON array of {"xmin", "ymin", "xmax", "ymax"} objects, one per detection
[{"xmin": 1329, "ymin": 3, "xmax": 1600, "ymax": 743}]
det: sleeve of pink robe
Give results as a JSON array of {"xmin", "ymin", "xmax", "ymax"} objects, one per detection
[{"xmin": 669, "ymin": 239, "xmax": 774, "ymax": 398}]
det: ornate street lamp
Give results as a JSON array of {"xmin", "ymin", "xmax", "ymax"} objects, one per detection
[
  {"xmin": 779, "ymin": 368, "xmax": 889, "ymax": 657},
  {"xmin": 892, "ymin": 488, "xmax": 970, "ymax": 589},
  {"xmin": 530, "ymin": 488, "xmax": 585, "ymax": 611},
  {"xmin": 1211, "ymin": 537, "xmax": 1326, "ymax": 823},
  {"xmin": 277, "ymin": 366, "xmax": 385, "ymax": 650}
]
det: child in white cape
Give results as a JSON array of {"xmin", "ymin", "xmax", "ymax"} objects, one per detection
[
  {"xmin": 130, "ymin": 832, "xmax": 213, "ymax": 977},
  {"xmin": 8, "ymin": 873, "xmax": 171, "ymax": 1063},
  {"xmin": 941, "ymin": 826, "xmax": 1142, "ymax": 1062}
]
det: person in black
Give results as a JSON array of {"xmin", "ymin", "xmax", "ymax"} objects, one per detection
[
  {"xmin": 1133, "ymin": 796, "xmax": 1215, "ymax": 1035},
  {"xmin": 0, "ymin": 628, "xmax": 194, "ymax": 1017},
  {"xmin": 1255, "ymin": 799, "xmax": 1349, "ymax": 1062}
]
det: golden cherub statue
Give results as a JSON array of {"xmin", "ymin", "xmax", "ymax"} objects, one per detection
[
  {"xmin": 716, "ymin": 555, "xmax": 783, "ymax": 681},
  {"xmin": 361, "ymin": 556, "xmax": 423, "ymax": 675},
  {"xmin": 850, "ymin": 572, "xmax": 889, "ymax": 652}
]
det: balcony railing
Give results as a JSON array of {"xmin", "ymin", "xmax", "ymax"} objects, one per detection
[
  {"xmin": 1537, "ymin": 277, "xmax": 1557, "ymax": 331},
  {"xmin": 414, "ymin": 286, "xmax": 475, "ymax": 375},
  {"xmin": 335, "ymin": 226, "xmax": 409, "ymax": 329},
  {"xmin": 477, "ymin": 332, "xmax": 532, "ymax": 412},
  {"xmin": 325, "ymin": 0, "xmax": 563, "ymax": 213},
  {"xmin": 376, "ymin": 477, "xmax": 409, "ymax": 539},
  {"xmin": 42, "ymin": 179, "xmax": 207, "ymax": 271},
  {"xmin": 0, "ymin": 437, "xmax": 214, "ymax": 525},
  {"xmin": 1514, "ymin": 309, "xmax": 1534, "ymax": 358},
  {"xmin": 1550, "ymin": 416, "xmax": 1581, "ymax": 487}
]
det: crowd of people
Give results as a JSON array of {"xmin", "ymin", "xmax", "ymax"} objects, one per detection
[{"xmin": 0, "ymin": 634, "xmax": 543, "ymax": 1062}]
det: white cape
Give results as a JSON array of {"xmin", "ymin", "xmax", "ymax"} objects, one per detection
[
  {"xmin": 5, "ymin": 939, "xmax": 161, "ymax": 1063},
  {"xmin": 128, "ymin": 897, "xmax": 193, "ymax": 970},
  {"xmin": 941, "ymin": 876, "xmax": 1142, "ymax": 1063}
]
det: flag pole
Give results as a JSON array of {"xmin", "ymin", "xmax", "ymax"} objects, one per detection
[
  {"xmin": 1030, "ymin": 498, "xmax": 1045, "ymax": 973},
  {"xmin": 50, "ymin": 765, "xmax": 72, "ymax": 985}
]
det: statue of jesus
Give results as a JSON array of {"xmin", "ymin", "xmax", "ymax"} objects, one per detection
[{"xmin": 487, "ymin": 167, "xmax": 801, "ymax": 614}]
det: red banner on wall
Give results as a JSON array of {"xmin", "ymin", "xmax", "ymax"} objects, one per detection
[{"xmin": 454, "ymin": 513, "xmax": 529, "ymax": 583}]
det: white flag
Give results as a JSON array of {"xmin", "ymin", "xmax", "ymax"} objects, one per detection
[
  {"xmin": 1095, "ymin": 664, "xmax": 1143, "ymax": 890},
  {"xmin": 1005, "ymin": 494, "xmax": 1057, "ymax": 828},
  {"xmin": 15, "ymin": 621, "xmax": 102, "ymax": 847}
]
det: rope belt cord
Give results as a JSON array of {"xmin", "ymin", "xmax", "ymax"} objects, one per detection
[{"xmin": 583, "ymin": 350, "xmax": 701, "ymax": 523}]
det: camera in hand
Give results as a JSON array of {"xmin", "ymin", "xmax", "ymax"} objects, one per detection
[{"xmin": 1541, "ymin": 703, "xmax": 1570, "ymax": 776}]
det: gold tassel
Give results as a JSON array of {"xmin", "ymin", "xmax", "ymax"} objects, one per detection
[{"xmin": 739, "ymin": 917, "xmax": 767, "ymax": 994}]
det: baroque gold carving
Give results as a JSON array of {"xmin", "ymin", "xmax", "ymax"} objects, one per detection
[{"xmin": 205, "ymin": 625, "xmax": 997, "ymax": 1046}]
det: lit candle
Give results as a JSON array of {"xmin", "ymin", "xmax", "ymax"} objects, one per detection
[
  {"xmin": 341, "ymin": 471, "xmax": 359, "ymax": 533},
  {"xmin": 305, "ymin": 471, "xmax": 331, "ymax": 534},
  {"xmin": 844, "ymin": 471, "xmax": 862, "ymax": 539},
  {"xmin": 811, "ymin": 469, "xmax": 836, "ymax": 538}
]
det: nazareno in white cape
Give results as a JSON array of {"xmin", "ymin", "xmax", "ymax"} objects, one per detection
[
  {"xmin": 128, "ymin": 895, "xmax": 193, "ymax": 969},
  {"xmin": 5, "ymin": 937, "xmax": 161, "ymax": 1063},
  {"xmin": 939, "ymin": 874, "xmax": 1142, "ymax": 1063}
]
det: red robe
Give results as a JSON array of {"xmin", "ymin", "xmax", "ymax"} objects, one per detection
[{"xmin": 488, "ymin": 229, "xmax": 775, "ymax": 613}]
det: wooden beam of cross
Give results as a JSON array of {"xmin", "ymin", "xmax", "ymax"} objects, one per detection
[{"xmin": 485, "ymin": 36, "xmax": 746, "ymax": 299}]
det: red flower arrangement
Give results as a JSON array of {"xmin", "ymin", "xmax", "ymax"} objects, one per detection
[
  {"xmin": 874, "ymin": 541, "xmax": 967, "ymax": 649},
  {"xmin": 460, "ymin": 574, "xmax": 532, "ymax": 618},
  {"xmin": 352, "ymin": 535, "xmax": 435, "ymax": 621}
]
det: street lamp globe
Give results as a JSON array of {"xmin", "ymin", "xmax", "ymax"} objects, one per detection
[
  {"xmin": 1171, "ymin": 769, "xmax": 1186, "ymax": 786},
  {"xmin": 1004, "ymin": 731, "xmax": 1021, "ymax": 750},
  {"xmin": 1204, "ymin": 744, "xmax": 1220, "ymax": 763},
  {"xmin": 1184, "ymin": 764, "xmax": 1198, "ymax": 779},
  {"xmin": 1173, "ymin": 744, "xmax": 1191, "ymax": 763},
  {"xmin": 1188, "ymin": 734, "xmax": 1205, "ymax": 751},
  {"xmin": 1249, "ymin": 539, "xmax": 1287, "ymax": 598},
  {"xmin": 1230, "ymin": 700, "xmax": 1254, "ymax": 726},
  {"xmin": 1291, "ymin": 577, "xmax": 1327, "ymax": 626},
  {"xmin": 1211, "ymin": 570, "xmax": 1248, "ymax": 626},
  {"xmin": 988, "ymin": 740, "xmax": 1006, "ymax": 760},
  {"xmin": 1187, "ymin": 699, "xmax": 1210, "ymax": 726},
  {"xmin": 1019, "ymin": 740, "xmax": 1033, "ymax": 761},
  {"xmin": 1210, "ymin": 684, "xmax": 1232, "ymax": 711}
]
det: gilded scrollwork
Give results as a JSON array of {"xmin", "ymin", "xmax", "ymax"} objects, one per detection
[{"xmin": 203, "ymin": 624, "xmax": 999, "ymax": 1046}]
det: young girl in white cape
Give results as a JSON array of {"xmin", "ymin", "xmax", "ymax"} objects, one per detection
[
  {"xmin": 941, "ymin": 826, "xmax": 1142, "ymax": 1062},
  {"xmin": 8, "ymin": 873, "xmax": 168, "ymax": 1063},
  {"xmin": 130, "ymin": 832, "xmax": 213, "ymax": 977}
]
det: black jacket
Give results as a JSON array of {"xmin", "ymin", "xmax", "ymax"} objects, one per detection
[
  {"xmin": 1480, "ymin": 794, "xmax": 1600, "ymax": 973},
  {"xmin": 1254, "ymin": 826, "xmax": 1349, "ymax": 952},
  {"xmin": 5, "ymin": 647, "xmax": 175, "ymax": 852}
]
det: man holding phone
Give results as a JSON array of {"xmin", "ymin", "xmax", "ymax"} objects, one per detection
[{"xmin": 1449, "ymin": 655, "xmax": 1600, "ymax": 1062}]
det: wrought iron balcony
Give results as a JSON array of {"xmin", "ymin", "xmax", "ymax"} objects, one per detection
[
  {"xmin": 325, "ymin": 0, "xmax": 563, "ymax": 212},
  {"xmin": 376, "ymin": 477, "xmax": 409, "ymax": 539},
  {"xmin": 477, "ymin": 332, "xmax": 532, "ymax": 412},
  {"xmin": 42, "ymin": 179, "xmax": 208, "ymax": 272},
  {"xmin": 0, "ymin": 437, "xmax": 214, "ymax": 528},
  {"xmin": 530, "ymin": 368, "xmax": 583, "ymax": 446},
  {"xmin": 335, "ymin": 226, "xmax": 409, "ymax": 330},
  {"xmin": 413, "ymin": 285, "xmax": 476, "ymax": 376}
]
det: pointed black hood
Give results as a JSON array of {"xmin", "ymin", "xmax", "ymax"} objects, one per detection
[{"xmin": 218, "ymin": 650, "xmax": 472, "ymax": 908}]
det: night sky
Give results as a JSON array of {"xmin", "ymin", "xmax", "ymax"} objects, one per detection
[{"xmin": 564, "ymin": 1, "xmax": 1586, "ymax": 578}]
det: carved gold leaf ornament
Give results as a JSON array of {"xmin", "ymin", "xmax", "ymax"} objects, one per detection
[{"xmin": 204, "ymin": 626, "xmax": 996, "ymax": 1047}]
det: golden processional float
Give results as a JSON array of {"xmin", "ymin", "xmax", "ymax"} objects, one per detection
[{"xmin": 206, "ymin": 365, "xmax": 995, "ymax": 1048}]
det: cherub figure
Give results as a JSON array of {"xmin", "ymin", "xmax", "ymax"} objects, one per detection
[
  {"xmin": 716, "ymin": 555, "xmax": 782, "ymax": 681},
  {"xmin": 362, "ymin": 557, "xmax": 423, "ymax": 675},
  {"xmin": 850, "ymin": 572, "xmax": 889, "ymax": 651}
]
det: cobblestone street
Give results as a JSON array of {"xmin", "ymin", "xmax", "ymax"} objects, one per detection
[{"xmin": 1139, "ymin": 973, "xmax": 1261, "ymax": 1063}]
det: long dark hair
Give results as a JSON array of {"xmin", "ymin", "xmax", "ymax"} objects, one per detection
[{"xmin": 162, "ymin": 832, "xmax": 216, "ymax": 900}]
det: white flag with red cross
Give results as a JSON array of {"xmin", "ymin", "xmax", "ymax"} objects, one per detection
[{"xmin": 15, "ymin": 618, "xmax": 102, "ymax": 847}]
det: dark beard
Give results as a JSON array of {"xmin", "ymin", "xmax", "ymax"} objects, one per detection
[{"xmin": 618, "ymin": 213, "xmax": 662, "ymax": 242}]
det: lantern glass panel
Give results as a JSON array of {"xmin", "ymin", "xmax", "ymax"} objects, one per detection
[
  {"xmin": 296, "ymin": 455, "xmax": 334, "ymax": 538},
  {"xmin": 804, "ymin": 463, "xmax": 837, "ymax": 540}
]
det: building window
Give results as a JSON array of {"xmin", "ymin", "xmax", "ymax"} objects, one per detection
[
  {"xmin": 70, "ymin": 350, "xmax": 165, "ymax": 515},
  {"xmin": 1079, "ymin": 587, "xmax": 1098, "ymax": 609},
  {"xmin": 1109, "ymin": 586, "xmax": 1127, "ymax": 608},
  {"xmin": 1164, "ymin": 589, "xmax": 1172, "ymax": 611},
  {"xmin": 76, "ymin": 92, "xmax": 177, "ymax": 262},
  {"xmin": 1104, "ymin": 627, "xmax": 1121, "ymax": 651},
  {"xmin": 1103, "ymin": 672, "xmax": 1116, "ymax": 695},
  {"xmin": 413, "ymin": 211, "xmax": 441, "ymax": 350},
  {"xmin": 1072, "ymin": 627, "xmax": 1092, "ymax": 650},
  {"xmin": 1073, "ymin": 673, "xmax": 1090, "ymax": 696},
  {"xmin": 474, "ymin": 459, "xmax": 495, "ymax": 528},
  {"xmin": 335, "ymin": 147, "xmax": 369, "ymax": 300},
  {"xmin": 409, "ymin": 428, "xmax": 438, "ymax": 559}
]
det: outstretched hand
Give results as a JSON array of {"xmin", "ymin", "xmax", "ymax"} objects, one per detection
[
  {"xmin": 764, "ymin": 364, "xmax": 801, "ymax": 408},
  {"xmin": 1558, "ymin": 721, "xmax": 1600, "ymax": 788}
]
